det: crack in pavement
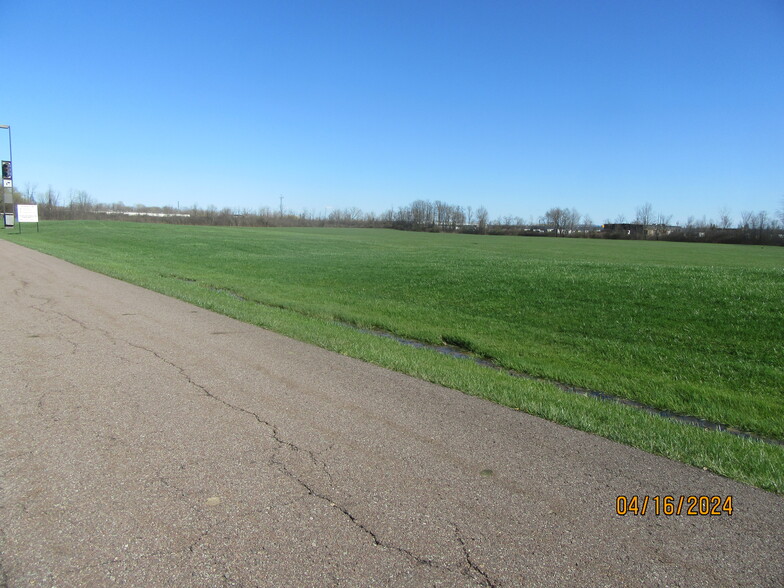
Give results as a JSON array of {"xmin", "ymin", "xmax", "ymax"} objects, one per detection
[
  {"xmin": 454, "ymin": 525, "xmax": 496, "ymax": 587},
  {"xmin": 268, "ymin": 452, "xmax": 439, "ymax": 570},
  {"xmin": 15, "ymin": 290, "xmax": 491, "ymax": 584},
  {"xmin": 17, "ymin": 297, "xmax": 335, "ymax": 506},
  {"xmin": 124, "ymin": 342, "xmax": 334, "ymax": 486},
  {"xmin": 186, "ymin": 527, "xmax": 213, "ymax": 554},
  {"xmin": 122, "ymin": 342, "xmax": 477, "ymax": 578},
  {"xmin": 24, "ymin": 300, "xmax": 110, "ymax": 358},
  {"xmin": 156, "ymin": 475, "xmax": 187, "ymax": 499}
]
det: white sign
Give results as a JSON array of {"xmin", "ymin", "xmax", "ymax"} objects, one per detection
[
  {"xmin": 17, "ymin": 204, "xmax": 39, "ymax": 223},
  {"xmin": 2, "ymin": 179, "xmax": 10, "ymax": 188}
]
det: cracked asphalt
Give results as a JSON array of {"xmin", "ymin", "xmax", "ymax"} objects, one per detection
[{"xmin": 0, "ymin": 239, "xmax": 782, "ymax": 587}]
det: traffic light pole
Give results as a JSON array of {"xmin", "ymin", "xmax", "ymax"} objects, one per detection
[{"xmin": 1, "ymin": 124, "xmax": 12, "ymax": 228}]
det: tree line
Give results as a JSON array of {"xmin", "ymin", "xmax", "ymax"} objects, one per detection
[{"xmin": 7, "ymin": 183, "xmax": 784, "ymax": 246}]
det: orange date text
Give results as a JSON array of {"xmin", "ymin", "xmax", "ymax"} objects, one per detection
[{"xmin": 615, "ymin": 495, "xmax": 733, "ymax": 516}]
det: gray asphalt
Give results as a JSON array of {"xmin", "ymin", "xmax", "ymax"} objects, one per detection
[{"xmin": 0, "ymin": 239, "xmax": 782, "ymax": 587}]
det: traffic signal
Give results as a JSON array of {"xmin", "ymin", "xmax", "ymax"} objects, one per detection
[{"xmin": 1, "ymin": 161, "xmax": 10, "ymax": 180}]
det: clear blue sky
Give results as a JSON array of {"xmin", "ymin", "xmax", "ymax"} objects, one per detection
[{"xmin": 3, "ymin": 0, "xmax": 783, "ymax": 224}]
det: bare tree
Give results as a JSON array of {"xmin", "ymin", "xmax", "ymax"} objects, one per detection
[
  {"xmin": 544, "ymin": 207, "xmax": 566, "ymax": 236},
  {"xmin": 69, "ymin": 190, "xmax": 95, "ymax": 212},
  {"xmin": 718, "ymin": 207, "xmax": 733, "ymax": 229},
  {"xmin": 410, "ymin": 200, "xmax": 434, "ymax": 227},
  {"xmin": 654, "ymin": 212, "xmax": 672, "ymax": 226},
  {"xmin": 395, "ymin": 205, "xmax": 413, "ymax": 226},
  {"xmin": 564, "ymin": 207, "xmax": 580, "ymax": 235},
  {"xmin": 476, "ymin": 206, "xmax": 489, "ymax": 234},
  {"xmin": 452, "ymin": 206, "xmax": 465, "ymax": 228},
  {"xmin": 751, "ymin": 211, "xmax": 769, "ymax": 241},
  {"xmin": 23, "ymin": 182, "xmax": 38, "ymax": 203},
  {"xmin": 434, "ymin": 200, "xmax": 450, "ymax": 229},
  {"xmin": 45, "ymin": 187, "xmax": 60, "ymax": 206},
  {"xmin": 634, "ymin": 202, "xmax": 654, "ymax": 227}
]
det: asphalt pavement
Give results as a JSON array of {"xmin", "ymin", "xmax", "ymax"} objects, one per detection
[{"xmin": 0, "ymin": 239, "xmax": 782, "ymax": 587}]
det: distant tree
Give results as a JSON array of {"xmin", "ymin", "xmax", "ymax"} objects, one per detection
[
  {"xmin": 476, "ymin": 206, "xmax": 489, "ymax": 234},
  {"xmin": 564, "ymin": 207, "xmax": 580, "ymax": 235},
  {"xmin": 434, "ymin": 200, "xmax": 450, "ymax": 229},
  {"xmin": 410, "ymin": 200, "xmax": 434, "ymax": 228},
  {"xmin": 346, "ymin": 206, "xmax": 363, "ymax": 221},
  {"xmin": 44, "ymin": 187, "xmax": 60, "ymax": 207},
  {"xmin": 379, "ymin": 208, "xmax": 395, "ymax": 223},
  {"xmin": 544, "ymin": 207, "xmax": 568, "ymax": 236},
  {"xmin": 718, "ymin": 208, "xmax": 733, "ymax": 230},
  {"xmin": 654, "ymin": 212, "xmax": 672, "ymax": 226},
  {"xmin": 579, "ymin": 214, "xmax": 594, "ymax": 235},
  {"xmin": 452, "ymin": 206, "xmax": 466, "ymax": 229},
  {"xmin": 38, "ymin": 187, "xmax": 60, "ymax": 219},
  {"xmin": 634, "ymin": 202, "xmax": 654, "ymax": 227},
  {"xmin": 69, "ymin": 190, "xmax": 95, "ymax": 213},
  {"xmin": 750, "ymin": 211, "xmax": 770, "ymax": 242},
  {"xmin": 395, "ymin": 205, "xmax": 413, "ymax": 227},
  {"xmin": 23, "ymin": 182, "xmax": 38, "ymax": 203}
]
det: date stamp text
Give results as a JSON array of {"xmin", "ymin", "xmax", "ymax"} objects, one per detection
[{"xmin": 616, "ymin": 495, "xmax": 733, "ymax": 516}]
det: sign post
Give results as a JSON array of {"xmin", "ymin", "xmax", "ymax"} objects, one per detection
[{"xmin": 16, "ymin": 204, "xmax": 39, "ymax": 233}]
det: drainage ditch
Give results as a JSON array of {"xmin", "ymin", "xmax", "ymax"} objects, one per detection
[
  {"xmin": 353, "ymin": 327, "xmax": 783, "ymax": 446},
  {"xmin": 173, "ymin": 276, "xmax": 783, "ymax": 447}
]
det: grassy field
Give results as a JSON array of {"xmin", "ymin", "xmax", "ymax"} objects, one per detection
[{"xmin": 4, "ymin": 221, "xmax": 783, "ymax": 492}]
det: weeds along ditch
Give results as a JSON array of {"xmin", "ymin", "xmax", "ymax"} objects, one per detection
[{"xmin": 4, "ymin": 221, "xmax": 784, "ymax": 492}]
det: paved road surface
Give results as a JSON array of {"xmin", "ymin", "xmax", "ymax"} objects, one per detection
[{"xmin": 0, "ymin": 239, "xmax": 782, "ymax": 587}]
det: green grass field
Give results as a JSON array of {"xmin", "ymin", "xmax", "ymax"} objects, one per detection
[{"xmin": 4, "ymin": 221, "xmax": 783, "ymax": 492}]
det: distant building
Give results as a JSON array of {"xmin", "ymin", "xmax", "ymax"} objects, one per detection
[
  {"xmin": 644, "ymin": 224, "xmax": 680, "ymax": 239},
  {"xmin": 601, "ymin": 223, "xmax": 644, "ymax": 237},
  {"xmin": 94, "ymin": 210, "xmax": 191, "ymax": 218}
]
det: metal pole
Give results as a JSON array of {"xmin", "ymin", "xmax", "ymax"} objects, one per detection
[
  {"xmin": 0, "ymin": 125, "xmax": 10, "ymax": 229},
  {"xmin": 7, "ymin": 126, "xmax": 11, "ymax": 230}
]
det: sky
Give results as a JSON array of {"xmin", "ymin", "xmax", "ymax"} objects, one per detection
[{"xmin": 2, "ymin": 0, "xmax": 783, "ymax": 225}]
